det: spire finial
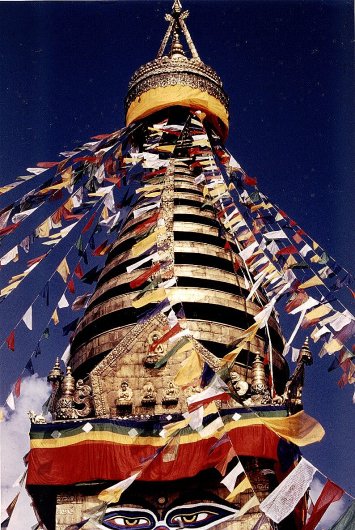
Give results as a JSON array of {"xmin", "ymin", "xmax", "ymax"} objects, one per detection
[{"xmin": 157, "ymin": 0, "xmax": 200, "ymax": 60}]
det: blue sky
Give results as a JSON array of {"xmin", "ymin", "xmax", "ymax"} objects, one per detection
[{"xmin": 0, "ymin": 0, "xmax": 354, "ymax": 514}]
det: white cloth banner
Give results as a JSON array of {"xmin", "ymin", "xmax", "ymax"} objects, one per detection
[
  {"xmin": 264, "ymin": 230, "xmax": 288, "ymax": 240},
  {"xmin": 221, "ymin": 461, "xmax": 244, "ymax": 492},
  {"xmin": 126, "ymin": 252, "xmax": 159, "ymax": 273},
  {"xmin": 259, "ymin": 457, "xmax": 316, "ymax": 523},
  {"xmin": 22, "ymin": 306, "xmax": 33, "ymax": 330},
  {"xmin": 239, "ymin": 241, "xmax": 258, "ymax": 261}
]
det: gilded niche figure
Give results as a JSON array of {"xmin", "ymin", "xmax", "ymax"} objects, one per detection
[
  {"xmin": 141, "ymin": 381, "xmax": 157, "ymax": 406},
  {"xmin": 144, "ymin": 331, "xmax": 167, "ymax": 367},
  {"xmin": 162, "ymin": 380, "xmax": 179, "ymax": 405},
  {"xmin": 116, "ymin": 381, "xmax": 133, "ymax": 413}
]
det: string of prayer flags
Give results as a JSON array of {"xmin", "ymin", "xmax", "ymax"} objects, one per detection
[
  {"xmin": 225, "ymin": 476, "xmax": 253, "ymax": 502},
  {"xmin": 260, "ymin": 457, "xmax": 316, "ymax": 523}
]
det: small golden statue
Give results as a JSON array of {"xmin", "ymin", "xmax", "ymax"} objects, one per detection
[
  {"xmin": 162, "ymin": 381, "xmax": 179, "ymax": 405},
  {"xmin": 116, "ymin": 381, "xmax": 133, "ymax": 413},
  {"xmin": 141, "ymin": 381, "xmax": 157, "ymax": 406}
]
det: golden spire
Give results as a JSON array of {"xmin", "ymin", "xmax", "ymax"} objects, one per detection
[{"xmin": 157, "ymin": 0, "xmax": 200, "ymax": 60}]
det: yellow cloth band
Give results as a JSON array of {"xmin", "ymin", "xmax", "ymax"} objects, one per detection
[{"xmin": 126, "ymin": 85, "xmax": 229, "ymax": 140}]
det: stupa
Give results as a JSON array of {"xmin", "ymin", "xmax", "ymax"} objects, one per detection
[{"xmin": 25, "ymin": 2, "xmax": 326, "ymax": 529}]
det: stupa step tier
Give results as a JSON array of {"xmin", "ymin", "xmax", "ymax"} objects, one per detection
[{"xmin": 69, "ymin": 153, "xmax": 288, "ymax": 396}]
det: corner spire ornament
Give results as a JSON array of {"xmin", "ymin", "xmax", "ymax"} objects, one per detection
[{"xmin": 157, "ymin": 0, "xmax": 200, "ymax": 60}]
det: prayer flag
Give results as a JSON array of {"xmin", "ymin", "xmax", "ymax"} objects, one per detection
[
  {"xmin": 6, "ymin": 331, "xmax": 15, "ymax": 351},
  {"xmin": 276, "ymin": 245, "xmax": 298, "ymax": 256},
  {"xmin": 298, "ymin": 276, "xmax": 324, "ymax": 290},
  {"xmin": 132, "ymin": 287, "xmax": 166, "ymax": 308},
  {"xmin": 72, "ymin": 293, "xmax": 91, "ymax": 311},
  {"xmin": 63, "ymin": 318, "xmax": 79, "ymax": 336},
  {"xmin": 67, "ymin": 278, "xmax": 75, "ymax": 294},
  {"xmin": 226, "ymin": 476, "xmax": 252, "ymax": 501},
  {"xmin": 52, "ymin": 310, "xmax": 59, "ymax": 325},
  {"xmin": 6, "ymin": 492, "xmax": 20, "ymax": 518},
  {"xmin": 22, "ymin": 306, "xmax": 33, "ymax": 330},
  {"xmin": 154, "ymin": 337, "xmax": 191, "ymax": 368},
  {"xmin": 130, "ymin": 263, "xmax": 160, "ymax": 289},
  {"xmin": 98, "ymin": 472, "xmax": 140, "ymax": 504},
  {"xmin": 57, "ymin": 258, "xmax": 70, "ymax": 283},
  {"xmin": 14, "ymin": 377, "xmax": 21, "ymax": 398},
  {"xmin": 82, "ymin": 213, "xmax": 96, "ymax": 233},
  {"xmin": 74, "ymin": 264, "xmax": 84, "ymax": 279},
  {"xmin": 6, "ymin": 392, "xmax": 15, "ymax": 411},
  {"xmin": 174, "ymin": 349, "xmax": 203, "ymax": 386},
  {"xmin": 221, "ymin": 461, "xmax": 244, "ymax": 492},
  {"xmin": 25, "ymin": 358, "xmax": 35, "ymax": 375},
  {"xmin": 187, "ymin": 375, "xmax": 230, "ymax": 411},
  {"xmin": 260, "ymin": 458, "xmax": 316, "ymax": 523},
  {"xmin": 238, "ymin": 496, "xmax": 260, "ymax": 518},
  {"xmin": 328, "ymin": 501, "xmax": 355, "ymax": 530},
  {"xmin": 303, "ymin": 480, "xmax": 344, "ymax": 530}
]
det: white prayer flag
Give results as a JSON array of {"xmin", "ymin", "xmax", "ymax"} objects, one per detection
[
  {"xmin": 221, "ymin": 461, "xmax": 244, "ymax": 492},
  {"xmin": 0, "ymin": 246, "xmax": 18, "ymax": 266},
  {"xmin": 199, "ymin": 416, "xmax": 224, "ymax": 438},
  {"xmin": 61, "ymin": 344, "xmax": 71, "ymax": 365},
  {"xmin": 126, "ymin": 251, "xmax": 159, "ymax": 273},
  {"xmin": 22, "ymin": 306, "xmax": 33, "ymax": 330},
  {"xmin": 292, "ymin": 348, "xmax": 300, "ymax": 362},
  {"xmin": 58, "ymin": 294, "xmax": 69, "ymax": 308},
  {"xmin": 259, "ymin": 457, "xmax": 316, "ymax": 523},
  {"xmin": 239, "ymin": 241, "xmax": 258, "ymax": 261},
  {"xmin": 264, "ymin": 230, "xmax": 288, "ymax": 240},
  {"xmin": 6, "ymin": 392, "xmax": 15, "ymax": 411},
  {"xmin": 289, "ymin": 297, "xmax": 319, "ymax": 315}
]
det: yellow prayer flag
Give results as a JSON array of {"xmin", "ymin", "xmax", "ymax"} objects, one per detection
[
  {"xmin": 310, "ymin": 254, "xmax": 321, "ymax": 263},
  {"xmin": 98, "ymin": 473, "xmax": 140, "ymax": 504},
  {"xmin": 312, "ymin": 240, "xmax": 319, "ymax": 250},
  {"xmin": 101, "ymin": 206, "xmax": 109, "ymax": 220},
  {"xmin": 0, "ymin": 280, "xmax": 21, "ymax": 297},
  {"xmin": 222, "ymin": 323, "xmax": 260, "ymax": 364},
  {"xmin": 131, "ymin": 287, "xmax": 167, "ymax": 308},
  {"xmin": 131, "ymin": 227, "xmax": 165, "ymax": 258},
  {"xmin": 210, "ymin": 184, "xmax": 227, "ymax": 198},
  {"xmin": 238, "ymin": 495, "xmax": 260, "ymax": 517},
  {"xmin": 324, "ymin": 338, "xmax": 343, "ymax": 354},
  {"xmin": 36, "ymin": 219, "xmax": 51, "ymax": 238},
  {"xmin": 174, "ymin": 349, "xmax": 203, "ymax": 386},
  {"xmin": 52, "ymin": 309, "xmax": 59, "ymax": 325},
  {"xmin": 225, "ymin": 476, "xmax": 252, "ymax": 502},
  {"xmin": 223, "ymin": 214, "xmax": 242, "ymax": 229},
  {"xmin": 39, "ymin": 182, "xmax": 66, "ymax": 194},
  {"xmin": 56, "ymin": 257, "xmax": 70, "ymax": 283},
  {"xmin": 284, "ymin": 255, "xmax": 298, "ymax": 268},
  {"xmin": 261, "ymin": 410, "xmax": 325, "ymax": 446},
  {"xmin": 298, "ymin": 275, "xmax": 324, "ymax": 289},
  {"xmin": 304, "ymin": 304, "xmax": 332, "ymax": 322},
  {"xmin": 155, "ymin": 144, "xmax": 175, "ymax": 153},
  {"xmin": 136, "ymin": 184, "xmax": 164, "ymax": 195},
  {"xmin": 250, "ymin": 202, "xmax": 266, "ymax": 212}
]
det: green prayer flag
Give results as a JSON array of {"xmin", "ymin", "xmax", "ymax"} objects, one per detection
[
  {"xmin": 328, "ymin": 501, "xmax": 355, "ymax": 530},
  {"xmin": 155, "ymin": 337, "xmax": 190, "ymax": 368}
]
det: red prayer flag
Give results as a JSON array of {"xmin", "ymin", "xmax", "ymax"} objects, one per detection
[
  {"xmin": 82, "ymin": 213, "xmax": 96, "ymax": 233},
  {"xmin": 276, "ymin": 244, "xmax": 298, "ymax": 256},
  {"xmin": 36, "ymin": 161, "xmax": 59, "ymax": 168},
  {"xmin": 91, "ymin": 133, "xmax": 114, "ymax": 140},
  {"xmin": 303, "ymin": 480, "xmax": 343, "ymax": 530},
  {"xmin": 150, "ymin": 323, "xmax": 182, "ymax": 351},
  {"xmin": 242, "ymin": 174, "xmax": 257, "ymax": 186},
  {"xmin": 130, "ymin": 262, "xmax": 161, "ymax": 289},
  {"xmin": 92, "ymin": 240, "xmax": 109, "ymax": 256},
  {"xmin": 224, "ymin": 241, "xmax": 231, "ymax": 251},
  {"xmin": 74, "ymin": 264, "xmax": 84, "ymax": 279},
  {"xmin": 0, "ymin": 223, "xmax": 19, "ymax": 237},
  {"xmin": 14, "ymin": 377, "xmax": 21, "ymax": 398},
  {"xmin": 6, "ymin": 330, "xmax": 15, "ymax": 351},
  {"xmin": 67, "ymin": 278, "xmax": 75, "ymax": 294},
  {"xmin": 27, "ymin": 254, "xmax": 47, "ymax": 268}
]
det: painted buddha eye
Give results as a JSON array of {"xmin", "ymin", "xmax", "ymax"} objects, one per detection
[
  {"xmin": 167, "ymin": 503, "xmax": 237, "ymax": 529},
  {"xmin": 102, "ymin": 509, "xmax": 155, "ymax": 530}
]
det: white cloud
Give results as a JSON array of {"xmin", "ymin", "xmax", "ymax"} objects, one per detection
[
  {"xmin": 309, "ymin": 476, "xmax": 348, "ymax": 529},
  {"xmin": 1, "ymin": 375, "xmax": 51, "ymax": 529}
]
